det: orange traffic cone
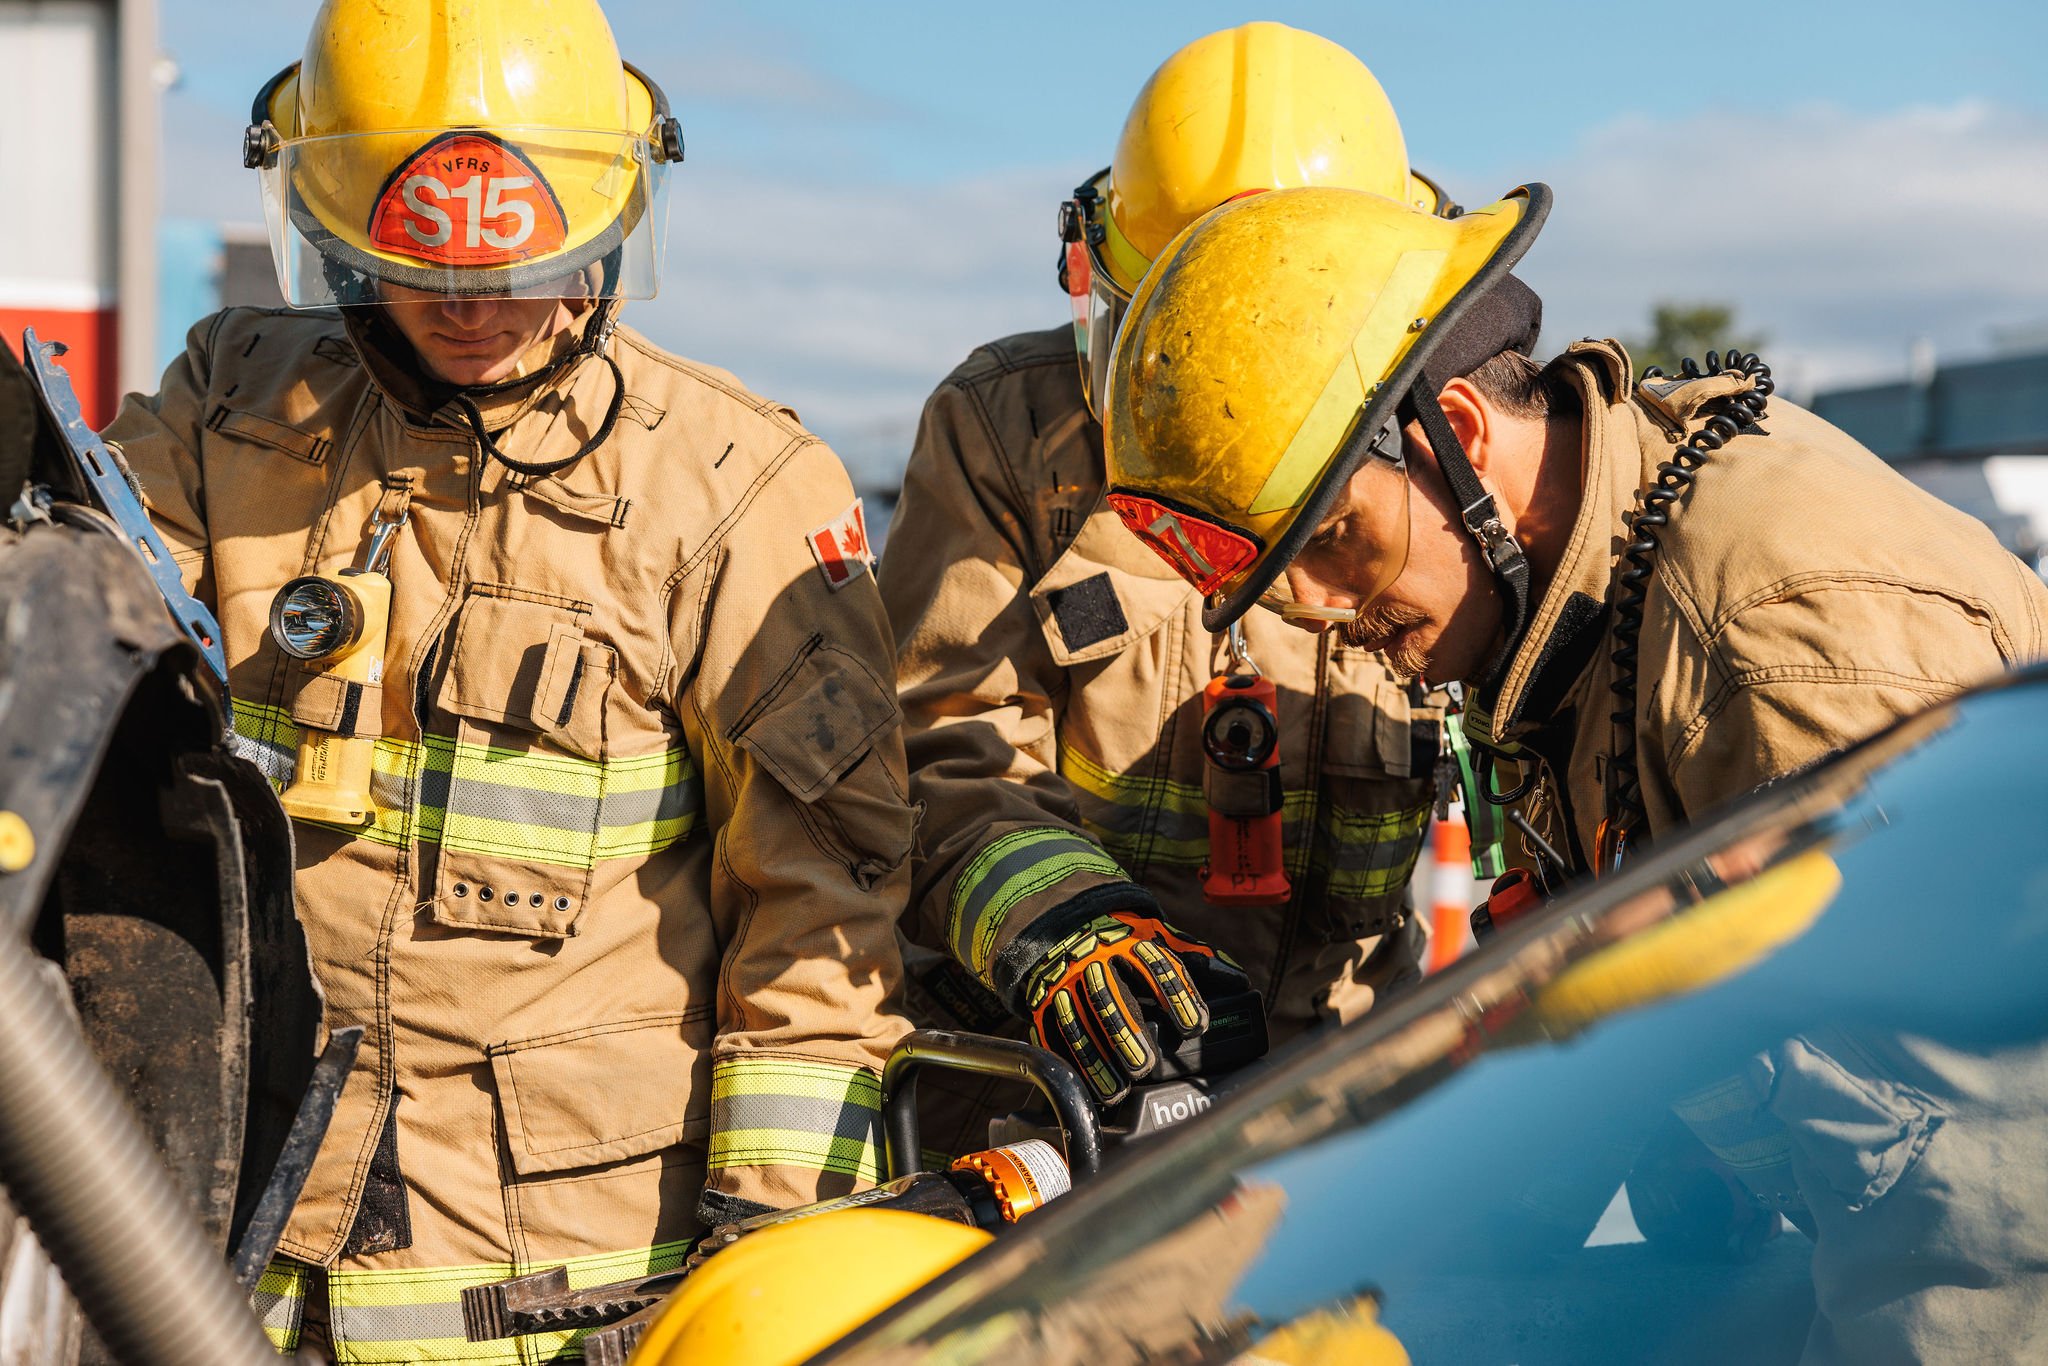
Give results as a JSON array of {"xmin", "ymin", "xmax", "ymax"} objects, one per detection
[{"xmin": 1426, "ymin": 812, "xmax": 1473, "ymax": 974}]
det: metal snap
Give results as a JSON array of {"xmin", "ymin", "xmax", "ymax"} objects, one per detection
[
  {"xmin": 553, "ymin": 896, "xmax": 572, "ymax": 912},
  {"xmin": 478, "ymin": 886, "xmax": 495, "ymax": 902},
  {"xmin": 452, "ymin": 883, "xmax": 469, "ymax": 898}
]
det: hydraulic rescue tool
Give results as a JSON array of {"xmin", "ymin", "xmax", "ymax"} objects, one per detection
[
  {"xmin": 17, "ymin": 330, "xmax": 230, "ymax": 694},
  {"xmin": 1199, "ymin": 623, "xmax": 1290, "ymax": 905},
  {"xmin": 268, "ymin": 505, "xmax": 406, "ymax": 824},
  {"xmin": 462, "ymin": 1031, "xmax": 1105, "ymax": 1364},
  {"xmin": 1, "ymin": 337, "xmax": 328, "ymax": 1365}
]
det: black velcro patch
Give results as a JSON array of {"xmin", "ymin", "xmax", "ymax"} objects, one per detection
[
  {"xmin": 341, "ymin": 1096, "xmax": 413, "ymax": 1257},
  {"xmin": 1046, "ymin": 572, "xmax": 1128, "ymax": 651},
  {"xmin": 1513, "ymin": 592, "xmax": 1610, "ymax": 728}
]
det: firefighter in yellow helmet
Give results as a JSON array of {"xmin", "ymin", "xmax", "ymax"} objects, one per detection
[
  {"xmin": 883, "ymin": 23, "xmax": 1458, "ymax": 1131},
  {"xmin": 102, "ymin": 1, "xmax": 916, "ymax": 1359},
  {"xmin": 1100, "ymin": 180, "xmax": 2047, "ymax": 918}
]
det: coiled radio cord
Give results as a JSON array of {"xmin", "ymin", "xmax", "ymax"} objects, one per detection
[{"xmin": 1602, "ymin": 350, "xmax": 1774, "ymax": 869}]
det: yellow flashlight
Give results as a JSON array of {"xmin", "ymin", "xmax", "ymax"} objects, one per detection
[{"xmin": 268, "ymin": 513, "xmax": 403, "ymax": 826}]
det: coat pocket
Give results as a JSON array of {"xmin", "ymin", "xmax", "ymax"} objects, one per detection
[
  {"xmin": 734, "ymin": 638, "xmax": 917, "ymax": 890},
  {"xmin": 488, "ymin": 1010, "xmax": 713, "ymax": 1177},
  {"xmin": 426, "ymin": 586, "xmax": 619, "ymax": 937},
  {"xmin": 1323, "ymin": 674, "xmax": 1440, "ymax": 781},
  {"xmin": 1764, "ymin": 1033, "xmax": 1946, "ymax": 1213}
]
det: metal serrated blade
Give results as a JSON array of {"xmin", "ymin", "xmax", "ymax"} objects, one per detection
[{"xmin": 20, "ymin": 329, "xmax": 230, "ymax": 688}]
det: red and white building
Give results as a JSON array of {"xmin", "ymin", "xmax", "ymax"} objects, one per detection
[{"xmin": 0, "ymin": 0, "xmax": 156, "ymax": 427}]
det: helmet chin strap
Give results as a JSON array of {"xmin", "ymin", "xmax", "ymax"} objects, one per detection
[
  {"xmin": 453, "ymin": 307, "xmax": 625, "ymax": 479},
  {"xmin": 1399, "ymin": 376, "xmax": 1533, "ymax": 699}
]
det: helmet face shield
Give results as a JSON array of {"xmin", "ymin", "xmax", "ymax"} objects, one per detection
[
  {"xmin": 1063, "ymin": 171, "xmax": 1131, "ymax": 419},
  {"xmin": 259, "ymin": 127, "xmax": 670, "ymax": 307}
]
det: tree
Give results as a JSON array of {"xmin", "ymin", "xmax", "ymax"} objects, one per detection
[{"xmin": 1628, "ymin": 303, "xmax": 1765, "ymax": 377}]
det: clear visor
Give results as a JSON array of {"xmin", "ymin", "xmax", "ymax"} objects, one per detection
[
  {"xmin": 1066, "ymin": 192, "xmax": 1131, "ymax": 420},
  {"xmin": 258, "ymin": 127, "xmax": 670, "ymax": 308},
  {"xmin": 1254, "ymin": 447, "xmax": 1412, "ymax": 624}
]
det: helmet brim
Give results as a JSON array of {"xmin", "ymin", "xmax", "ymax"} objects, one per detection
[{"xmin": 1198, "ymin": 183, "xmax": 1553, "ymax": 634}]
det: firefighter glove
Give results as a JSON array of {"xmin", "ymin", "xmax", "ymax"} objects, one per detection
[{"xmin": 1018, "ymin": 910, "xmax": 1247, "ymax": 1103}]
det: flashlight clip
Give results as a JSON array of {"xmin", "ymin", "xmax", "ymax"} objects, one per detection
[{"xmin": 353, "ymin": 505, "xmax": 408, "ymax": 577}]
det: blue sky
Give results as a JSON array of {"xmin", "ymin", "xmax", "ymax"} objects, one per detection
[{"xmin": 159, "ymin": 0, "xmax": 2048, "ymax": 483}]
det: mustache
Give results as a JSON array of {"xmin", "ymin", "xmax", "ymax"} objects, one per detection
[{"xmin": 1337, "ymin": 599, "xmax": 1430, "ymax": 651}]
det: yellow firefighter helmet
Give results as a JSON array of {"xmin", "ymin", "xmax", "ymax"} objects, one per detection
[
  {"xmin": 1101, "ymin": 184, "xmax": 1549, "ymax": 632},
  {"xmin": 625, "ymin": 1209, "xmax": 992, "ymax": 1366},
  {"xmin": 244, "ymin": 0, "xmax": 685, "ymax": 307},
  {"xmin": 1060, "ymin": 23, "xmax": 1451, "ymax": 417}
]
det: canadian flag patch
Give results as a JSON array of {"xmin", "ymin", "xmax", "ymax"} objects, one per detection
[{"xmin": 807, "ymin": 498, "xmax": 874, "ymax": 591}]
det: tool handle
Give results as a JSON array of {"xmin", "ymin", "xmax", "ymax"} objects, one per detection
[{"xmin": 881, "ymin": 1029, "xmax": 1102, "ymax": 1181}]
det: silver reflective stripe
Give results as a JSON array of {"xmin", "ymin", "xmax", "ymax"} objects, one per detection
[
  {"xmin": 599, "ymin": 773, "xmax": 700, "ymax": 828},
  {"xmin": 708, "ymin": 1092, "xmax": 885, "ymax": 1145},
  {"xmin": 328, "ymin": 1298, "xmax": 468, "ymax": 1349}
]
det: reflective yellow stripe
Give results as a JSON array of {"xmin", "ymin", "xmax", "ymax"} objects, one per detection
[
  {"xmin": 706, "ymin": 1056, "xmax": 883, "ymax": 1183},
  {"xmin": 1063, "ymin": 739, "xmax": 1317, "ymax": 876},
  {"xmin": 1318, "ymin": 802, "xmax": 1430, "ymax": 901},
  {"xmin": 1061, "ymin": 739, "xmax": 1428, "ymax": 903},
  {"xmin": 1061, "ymin": 739, "xmax": 1317, "ymax": 821},
  {"xmin": 232, "ymin": 701, "xmax": 701, "ymax": 869},
  {"xmin": 947, "ymin": 826, "xmax": 1126, "ymax": 979},
  {"xmin": 252, "ymin": 1258, "xmax": 311, "ymax": 1353},
  {"xmin": 318, "ymin": 1240, "xmax": 689, "ymax": 1364}
]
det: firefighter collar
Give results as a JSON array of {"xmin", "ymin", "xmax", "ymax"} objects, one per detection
[
  {"xmin": 341, "ymin": 297, "xmax": 615, "ymax": 436},
  {"xmin": 1465, "ymin": 340, "xmax": 1641, "ymax": 752}
]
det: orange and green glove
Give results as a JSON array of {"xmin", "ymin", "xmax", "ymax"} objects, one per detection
[{"xmin": 1015, "ymin": 911, "xmax": 1247, "ymax": 1103}]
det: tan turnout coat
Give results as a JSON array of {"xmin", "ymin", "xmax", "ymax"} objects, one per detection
[
  {"xmin": 882, "ymin": 328, "xmax": 1441, "ymax": 1115},
  {"xmin": 1468, "ymin": 339, "xmax": 2048, "ymax": 871},
  {"xmin": 1465, "ymin": 339, "xmax": 2048, "ymax": 1365},
  {"xmin": 104, "ymin": 306, "xmax": 914, "ymax": 1362}
]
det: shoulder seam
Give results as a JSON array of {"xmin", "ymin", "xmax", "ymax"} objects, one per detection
[{"xmin": 614, "ymin": 331, "xmax": 809, "ymax": 437}]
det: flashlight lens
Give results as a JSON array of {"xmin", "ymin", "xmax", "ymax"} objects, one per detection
[
  {"xmin": 270, "ymin": 578, "xmax": 361, "ymax": 660},
  {"xmin": 1202, "ymin": 697, "xmax": 1279, "ymax": 770}
]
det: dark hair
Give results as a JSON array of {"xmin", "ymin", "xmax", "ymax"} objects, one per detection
[{"xmin": 1463, "ymin": 347, "xmax": 1570, "ymax": 421}]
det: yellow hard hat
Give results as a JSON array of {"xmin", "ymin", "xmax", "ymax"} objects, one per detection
[
  {"xmin": 625, "ymin": 1209, "xmax": 991, "ymax": 1366},
  {"xmin": 243, "ymin": 0, "xmax": 685, "ymax": 308},
  {"xmin": 1060, "ymin": 23, "xmax": 1448, "ymax": 418},
  {"xmin": 1101, "ymin": 183, "xmax": 1550, "ymax": 633}
]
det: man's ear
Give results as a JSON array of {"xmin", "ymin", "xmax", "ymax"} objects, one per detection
[{"xmin": 1434, "ymin": 376, "xmax": 1494, "ymax": 475}]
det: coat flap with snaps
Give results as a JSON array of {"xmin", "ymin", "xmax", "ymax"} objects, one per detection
[
  {"xmin": 205, "ymin": 406, "xmax": 333, "ymax": 465},
  {"xmin": 529, "ymin": 622, "xmax": 615, "ymax": 763},
  {"xmin": 290, "ymin": 671, "xmax": 382, "ymax": 738},
  {"xmin": 516, "ymin": 471, "xmax": 631, "ymax": 529},
  {"xmin": 488, "ymin": 1010, "xmax": 713, "ymax": 1175},
  {"xmin": 439, "ymin": 586, "xmax": 592, "ymax": 730},
  {"xmin": 1323, "ymin": 675, "xmax": 1431, "ymax": 779},
  {"xmin": 734, "ymin": 639, "xmax": 901, "ymax": 801},
  {"xmin": 1030, "ymin": 498, "xmax": 1194, "ymax": 666},
  {"xmin": 1635, "ymin": 369, "xmax": 1757, "ymax": 434}
]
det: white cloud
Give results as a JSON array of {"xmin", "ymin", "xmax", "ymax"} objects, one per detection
[
  {"xmin": 1480, "ymin": 101, "xmax": 2048, "ymax": 397},
  {"xmin": 633, "ymin": 164, "xmax": 1074, "ymax": 483},
  {"xmin": 157, "ymin": 89, "xmax": 2048, "ymax": 490}
]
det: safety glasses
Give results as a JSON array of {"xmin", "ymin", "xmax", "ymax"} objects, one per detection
[{"xmin": 1251, "ymin": 425, "xmax": 1414, "ymax": 625}]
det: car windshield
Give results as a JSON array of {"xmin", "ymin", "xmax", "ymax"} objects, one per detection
[{"xmin": 822, "ymin": 670, "xmax": 2048, "ymax": 1366}]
